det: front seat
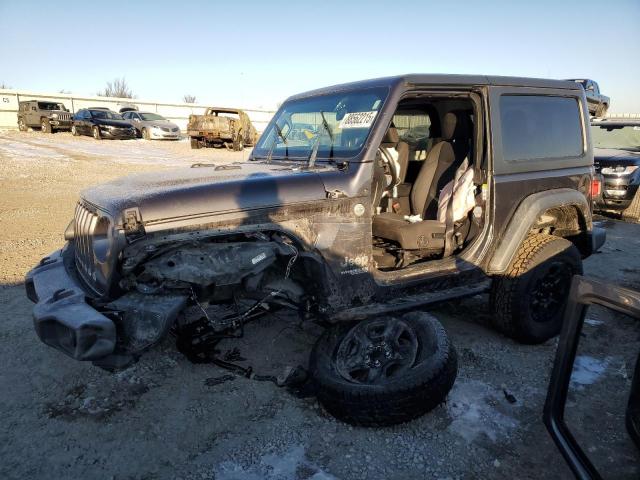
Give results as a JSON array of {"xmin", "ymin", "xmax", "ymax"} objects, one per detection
[{"xmin": 372, "ymin": 111, "xmax": 472, "ymax": 252}]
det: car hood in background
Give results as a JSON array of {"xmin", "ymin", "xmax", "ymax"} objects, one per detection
[
  {"xmin": 141, "ymin": 119, "xmax": 180, "ymax": 130},
  {"xmin": 594, "ymin": 148, "xmax": 640, "ymax": 167},
  {"xmin": 94, "ymin": 119, "xmax": 135, "ymax": 128},
  {"xmin": 81, "ymin": 161, "xmax": 334, "ymax": 226}
]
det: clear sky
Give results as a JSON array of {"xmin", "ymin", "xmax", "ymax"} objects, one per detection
[{"xmin": 1, "ymin": 0, "xmax": 638, "ymax": 112}]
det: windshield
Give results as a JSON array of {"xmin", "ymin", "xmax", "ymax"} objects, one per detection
[
  {"xmin": 38, "ymin": 102, "xmax": 65, "ymax": 111},
  {"xmin": 90, "ymin": 110, "xmax": 123, "ymax": 120},
  {"xmin": 591, "ymin": 124, "xmax": 640, "ymax": 152},
  {"xmin": 252, "ymin": 87, "xmax": 389, "ymax": 161},
  {"xmin": 139, "ymin": 113, "xmax": 165, "ymax": 121}
]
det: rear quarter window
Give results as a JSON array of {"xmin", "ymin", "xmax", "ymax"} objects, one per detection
[{"xmin": 499, "ymin": 95, "xmax": 583, "ymax": 162}]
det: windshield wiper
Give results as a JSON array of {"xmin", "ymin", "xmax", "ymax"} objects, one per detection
[
  {"xmin": 264, "ymin": 122, "xmax": 288, "ymax": 163},
  {"xmin": 307, "ymin": 111, "xmax": 333, "ymax": 169}
]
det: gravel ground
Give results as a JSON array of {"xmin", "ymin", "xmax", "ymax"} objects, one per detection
[{"xmin": 1, "ymin": 130, "xmax": 639, "ymax": 479}]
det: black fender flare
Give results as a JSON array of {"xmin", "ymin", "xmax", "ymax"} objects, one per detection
[{"xmin": 487, "ymin": 189, "xmax": 592, "ymax": 274}]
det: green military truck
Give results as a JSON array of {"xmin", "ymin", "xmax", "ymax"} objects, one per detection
[{"xmin": 187, "ymin": 107, "xmax": 258, "ymax": 151}]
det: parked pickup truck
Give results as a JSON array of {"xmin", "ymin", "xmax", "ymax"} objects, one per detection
[
  {"xmin": 26, "ymin": 74, "xmax": 605, "ymax": 427},
  {"xmin": 187, "ymin": 107, "xmax": 258, "ymax": 151},
  {"xmin": 566, "ymin": 79, "xmax": 610, "ymax": 117}
]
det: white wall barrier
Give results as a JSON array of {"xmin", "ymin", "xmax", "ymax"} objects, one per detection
[{"xmin": 0, "ymin": 89, "xmax": 275, "ymax": 132}]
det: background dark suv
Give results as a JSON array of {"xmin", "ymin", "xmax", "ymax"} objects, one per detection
[
  {"xmin": 592, "ymin": 118, "xmax": 640, "ymax": 221},
  {"xmin": 71, "ymin": 108, "xmax": 136, "ymax": 140}
]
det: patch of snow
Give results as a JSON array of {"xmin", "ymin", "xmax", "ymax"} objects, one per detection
[
  {"xmin": 215, "ymin": 445, "xmax": 336, "ymax": 480},
  {"xmin": 446, "ymin": 379, "xmax": 519, "ymax": 443},
  {"xmin": 584, "ymin": 318, "xmax": 604, "ymax": 326},
  {"xmin": 570, "ymin": 355, "xmax": 611, "ymax": 388}
]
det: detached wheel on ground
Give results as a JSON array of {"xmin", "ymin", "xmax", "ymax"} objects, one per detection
[
  {"xmin": 622, "ymin": 189, "xmax": 640, "ymax": 223},
  {"xmin": 92, "ymin": 126, "xmax": 101, "ymax": 140},
  {"xmin": 310, "ymin": 312, "xmax": 458, "ymax": 427},
  {"xmin": 190, "ymin": 137, "xmax": 201, "ymax": 149},
  {"xmin": 41, "ymin": 119, "xmax": 51, "ymax": 134},
  {"xmin": 490, "ymin": 234, "xmax": 582, "ymax": 344}
]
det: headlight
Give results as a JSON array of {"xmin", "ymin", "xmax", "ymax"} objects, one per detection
[
  {"xmin": 92, "ymin": 216, "xmax": 113, "ymax": 263},
  {"xmin": 51, "ymin": 113, "xmax": 59, "ymax": 119},
  {"xmin": 601, "ymin": 165, "xmax": 639, "ymax": 175}
]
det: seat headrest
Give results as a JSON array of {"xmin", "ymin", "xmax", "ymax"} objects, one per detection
[
  {"xmin": 383, "ymin": 127, "xmax": 400, "ymax": 144},
  {"xmin": 442, "ymin": 111, "xmax": 471, "ymax": 141}
]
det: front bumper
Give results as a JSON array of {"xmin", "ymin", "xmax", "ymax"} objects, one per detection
[
  {"xmin": 26, "ymin": 245, "xmax": 117, "ymax": 361},
  {"xmin": 50, "ymin": 120, "xmax": 73, "ymax": 129},
  {"xmin": 99, "ymin": 127, "xmax": 137, "ymax": 139},
  {"xmin": 149, "ymin": 129, "xmax": 181, "ymax": 140},
  {"xmin": 594, "ymin": 173, "xmax": 639, "ymax": 211}
]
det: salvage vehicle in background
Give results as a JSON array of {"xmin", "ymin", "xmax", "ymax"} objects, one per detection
[
  {"xmin": 591, "ymin": 118, "xmax": 640, "ymax": 221},
  {"xmin": 121, "ymin": 110, "xmax": 181, "ymax": 140},
  {"xmin": 71, "ymin": 108, "xmax": 137, "ymax": 140},
  {"xmin": 567, "ymin": 79, "xmax": 610, "ymax": 117},
  {"xmin": 17, "ymin": 100, "xmax": 73, "ymax": 133},
  {"xmin": 187, "ymin": 107, "xmax": 258, "ymax": 150},
  {"xmin": 27, "ymin": 74, "xmax": 604, "ymax": 426}
]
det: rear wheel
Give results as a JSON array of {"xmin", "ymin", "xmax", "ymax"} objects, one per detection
[
  {"xmin": 190, "ymin": 137, "xmax": 201, "ymax": 149},
  {"xmin": 41, "ymin": 119, "xmax": 51, "ymax": 134},
  {"xmin": 18, "ymin": 118, "xmax": 27, "ymax": 132},
  {"xmin": 310, "ymin": 312, "xmax": 458, "ymax": 426},
  {"xmin": 490, "ymin": 234, "xmax": 582, "ymax": 344},
  {"xmin": 233, "ymin": 132, "xmax": 244, "ymax": 151},
  {"xmin": 622, "ymin": 189, "xmax": 640, "ymax": 223},
  {"xmin": 92, "ymin": 126, "xmax": 101, "ymax": 140}
]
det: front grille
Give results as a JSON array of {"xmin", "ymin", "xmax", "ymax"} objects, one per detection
[
  {"xmin": 74, "ymin": 202, "xmax": 99, "ymax": 289},
  {"xmin": 57, "ymin": 112, "xmax": 72, "ymax": 121}
]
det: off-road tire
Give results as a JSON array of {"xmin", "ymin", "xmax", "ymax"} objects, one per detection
[
  {"xmin": 71, "ymin": 125, "xmax": 79, "ymax": 136},
  {"xmin": 92, "ymin": 126, "xmax": 101, "ymax": 140},
  {"xmin": 490, "ymin": 234, "xmax": 582, "ymax": 344},
  {"xmin": 18, "ymin": 118, "xmax": 27, "ymax": 132},
  {"xmin": 310, "ymin": 312, "xmax": 458, "ymax": 427},
  {"xmin": 41, "ymin": 119, "xmax": 51, "ymax": 134},
  {"xmin": 190, "ymin": 137, "xmax": 201, "ymax": 149},
  {"xmin": 142, "ymin": 128, "xmax": 150, "ymax": 140},
  {"xmin": 622, "ymin": 189, "xmax": 640, "ymax": 223}
]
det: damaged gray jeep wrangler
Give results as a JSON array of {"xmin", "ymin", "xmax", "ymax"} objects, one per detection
[{"xmin": 27, "ymin": 74, "xmax": 606, "ymax": 426}]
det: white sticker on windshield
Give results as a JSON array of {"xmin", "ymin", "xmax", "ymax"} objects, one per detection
[{"xmin": 339, "ymin": 111, "xmax": 378, "ymax": 129}]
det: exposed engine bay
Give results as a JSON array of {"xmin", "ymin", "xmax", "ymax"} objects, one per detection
[{"xmin": 93, "ymin": 232, "xmax": 308, "ymax": 371}]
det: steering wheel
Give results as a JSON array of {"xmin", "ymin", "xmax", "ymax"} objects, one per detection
[{"xmin": 379, "ymin": 147, "xmax": 400, "ymax": 188}]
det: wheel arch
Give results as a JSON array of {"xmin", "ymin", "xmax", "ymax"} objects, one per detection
[{"xmin": 487, "ymin": 189, "xmax": 592, "ymax": 274}]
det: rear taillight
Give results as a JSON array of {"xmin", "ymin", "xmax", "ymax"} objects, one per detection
[{"xmin": 591, "ymin": 178, "xmax": 602, "ymax": 197}]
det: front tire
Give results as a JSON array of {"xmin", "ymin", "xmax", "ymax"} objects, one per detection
[
  {"xmin": 142, "ymin": 128, "xmax": 150, "ymax": 140},
  {"xmin": 92, "ymin": 126, "xmax": 101, "ymax": 140},
  {"xmin": 41, "ymin": 119, "xmax": 51, "ymax": 134},
  {"xmin": 490, "ymin": 234, "xmax": 582, "ymax": 344},
  {"xmin": 71, "ymin": 125, "xmax": 79, "ymax": 136},
  {"xmin": 310, "ymin": 312, "xmax": 458, "ymax": 427}
]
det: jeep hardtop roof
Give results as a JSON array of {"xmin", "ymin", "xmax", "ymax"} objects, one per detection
[{"xmin": 288, "ymin": 74, "xmax": 581, "ymax": 101}]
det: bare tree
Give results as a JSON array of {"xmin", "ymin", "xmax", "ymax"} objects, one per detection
[
  {"xmin": 0, "ymin": 81, "xmax": 12, "ymax": 89},
  {"xmin": 183, "ymin": 94, "xmax": 196, "ymax": 104},
  {"xmin": 98, "ymin": 77, "xmax": 134, "ymax": 98}
]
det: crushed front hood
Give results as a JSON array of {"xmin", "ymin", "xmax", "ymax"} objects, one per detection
[{"xmin": 81, "ymin": 161, "xmax": 331, "ymax": 225}]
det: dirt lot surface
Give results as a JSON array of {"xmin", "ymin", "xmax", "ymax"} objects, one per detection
[{"xmin": 1, "ymin": 130, "xmax": 639, "ymax": 479}]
